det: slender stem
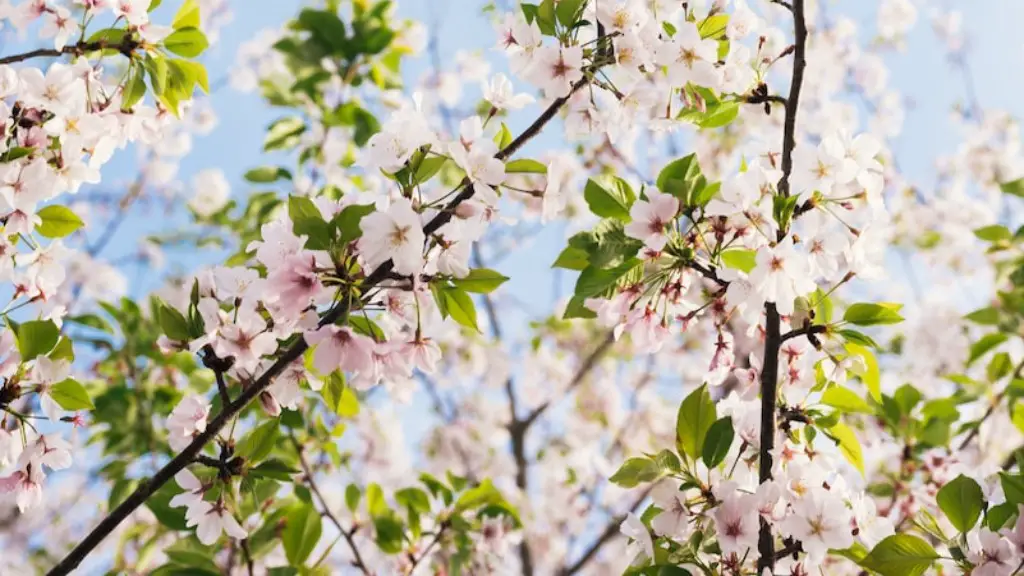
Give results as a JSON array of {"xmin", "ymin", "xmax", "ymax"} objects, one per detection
[
  {"xmin": 406, "ymin": 520, "xmax": 449, "ymax": 574},
  {"xmin": 522, "ymin": 332, "xmax": 616, "ymax": 427},
  {"xmin": 47, "ymin": 71, "xmax": 593, "ymax": 576},
  {"xmin": 958, "ymin": 357, "xmax": 1024, "ymax": 451},
  {"xmin": 758, "ymin": 1, "xmax": 807, "ymax": 572},
  {"xmin": 289, "ymin": 434, "xmax": 371, "ymax": 575},
  {"xmin": 240, "ymin": 539, "xmax": 254, "ymax": 576},
  {"xmin": 558, "ymin": 487, "xmax": 652, "ymax": 575}
]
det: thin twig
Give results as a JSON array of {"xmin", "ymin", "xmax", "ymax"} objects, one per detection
[
  {"xmin": 958, "ymin": 357, "xmax": 1024, "ymax": 451},
  {"xmin": 289, "ymin": 433, "xmax": 371, "ymax": 575},
  {"xmin": 558, "ymin": 487, "xmax": 652, "ymax": 575}
]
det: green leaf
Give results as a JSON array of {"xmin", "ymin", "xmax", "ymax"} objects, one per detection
[
  {"xmin": 345, "ymin": 484, "xmax": 361, "ymax": 511},
  {"xmin": 412, "ymin": 156, "xmax": 447, "ymax": 185},
  {"xmin": 451, "ymin": 269, "xmax": 509, "ymax": 294},
  {"xmin": 698, "ymin": 13, "xmax": 729, "ymax": 39},
  {"xmin": 574, "ymin": 258, "xmax": 641, "ymax": 298},
  {"xmin": 244, "ymin": 166, "xmax": 291, "ymax": 183},
  {"xmin": 163, "ymin": 27, "xmax": 209, "ymax": 58},
  {"xmin": 250, "ymin": 459, "xmax": 299, "ymax": 481},
  {"xmin": 157, "ymin": 301, "xmax": 191, "ymax": 341},
  {"xmin": 584, "ymin": 177, "xmax": 635, "ymax": 221},
  {"xmin": 321, "ymin": 373, "xmax": 359, "ymax": 417},
  {"xmin": 975, "ymin": 224, "xmax": 1012, "ymax": 242},
  {"xmin": 143, "ymin": 54, "xmax": 168, "ymax": 96},
  {"xmin": 1001, "ymin": 472, "xmax": 1024, "ymax": 506},
  {"xmin": 657, "ymin": 154, "xmax": 702, "ymax": 201},
  {"xmin": 49, "ymin": 337, "xmax": 74, "ymax": 361},
  {"xmin": 829, "ymin": 421, "xmax": 864, "ymax": 475},
  {"xmin": 288, "ymin": 195, "xmax": 331, "ymax": 249},
  {"xmin": 236, "ymin": 419, "xmax": 279, "ymax": 465},
  {"xmin": 433, "ymin": 284, "xmax": 479, "ymax": 331},
  {"xmin": 968, "ymin": 333, "xmax": 1008, "ymax": 366},
  {"xmin": 701, "ymin": 417, "xmax": 734, "ymax": 468},
  {"xmin": 676, "ymin": 384, "xmax": 716, "ymax": 461},
  {"xmin": 172, "ymin": 0, "xmax": 201, "ymax": 29},
  {"xmin": 988, "ymin": 352, "xmax": 1013, "ymax": 382},
  {"xmin": 859, "ymin": 535, "xmax": 938, "ymax": 576},
  {"xmin": 609, "ymin": 457, "xmax": 661, "ymax": 488},
  {"xmin": 697, "ymin": 101, "xmax": 739, "ymax": 129},
  {"xmin": 49, "ymin": 378, "xmax": 94, "ymax": 411},
  {"xmin": 494, "ymin": 122, "xmax": 513, "ymax": 149},
  {"xmin": 121, "ymin": 65, "xmax": 147, "ymax": 110},
  {"xmin": 15, "ymin": 320, "xmax": 59, "ymax": 361},
  {"xmin": 264, "ymin": 117, "xmax": 306, "ymax": 151},
  {"xmin": 504, "ymin": 159, "xmax": 547, "ymax": 174},
  {"xmin": 720, "ymin": 249, "xmax": 756, "ymax": 273},
  {"xmin": 36, "ymin": 205, "xmax": 84, "ymax": 238},
  {"xmin": 1000, "ymin": 178, "xmax": 1024, "ymax": 198},
  {"xmin": 455, "ymin": 479, "xmax": 505, "ymax": 512},
  {"xmin": 965, "ymin": 307, "xmax": 1000, "ymax": 325},
  {"xmin": 171, "ymin": 59, "xmax": 209, "ymax": 93},
  {"xmin": 839, "ymin": 329, "xmax": 879, "ymax": 349},
  {"xmin": 296, "ymin": 8, "xmax": 349, "ymax": 54},
  {"xmin": 334, "ymin": 203, "xmax": 375, "ymax": 245},
  {"xmin": 820, "ymin": 386, "xmax": 873, "ymax": 414},
  {"xmin": 843, "ymin": 302, "xmax": 904, "ymax": 326},
  {"xmin": 373, "ymin": 514, "xmax": 404, "ymax": 554},
  {"xmin": 552, "ymin": 246, "xmax": 589, "ymax": 271},
  {"xmin": 146, "ymin": 483, "xmax": 189, "ymax": 531},
  {"xmin": 555, "ymin": 0, "xmax": 584, "ymax": 26},
  {"xmin": 536, "ymin": 0, "xmax": 557, "ymax": 35},
  {"xmin": 846, "ymin": 343, "xmax": 881, "ymax": 402},
  {"xmin": 936, "ymin": 474, "xmax": 983, "ymax": 532},
  {"xmin": 283, "ymin": 504, "xmax": 322, "ymax": 566}
]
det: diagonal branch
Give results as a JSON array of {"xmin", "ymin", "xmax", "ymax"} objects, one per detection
[
  {"xmin": 47, "ymin": 74, "xmax": 593, "ymax": 576},
  {"xmin": 289, "ymin": 434, "xmax": 371, "ymax": 575},
  {"xmin": 558, "ymin": 487, "xmax": 652, "ymax": 575}
]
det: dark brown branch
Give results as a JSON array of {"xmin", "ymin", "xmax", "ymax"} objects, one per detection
[
  {"xmin": 758, "ymin": 1, "xmax": 807, "ymax": 573},
  {"xmin": 775, "ymin": 0, "xmax": 807, "ymax": 203},
  {"xmin": 47, "ymin": 74, "xmax": 592, "ymax": 576},
  {"xmin": 289, "ymin": 434, "xmax": 371, "ymax": 575},
  {"xmin": 780, "ymin": 323, "xmax": 826, "ymax": 342},
  {"xmin": 558, "ymin": 487, "xmax": 652, "ymax": 575},
  {"xmin": 0, "ymin": 37, "xmax": 140, "ymax": 65},
  {"xmin": 240, "ymin": 539, "xmax": 254, "ymax": 576}
]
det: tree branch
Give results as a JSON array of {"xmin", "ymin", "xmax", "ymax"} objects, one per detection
[
  {"xmin": 46, "ymin": 74, "xmax": 592, "ymax": 576},
  {"xmin": 558, "ymin": 487, "xmax": 652, "ymax": 575},
  {"xmin": 522, "ymin": 331, "xmax": 616, "ymax": 428},
  {"xmin": 758, "ymin": 0, "xmax": 807, "ymax": 573},
  {"xmin": 0, "ymin": 37, "xmax": 140, "ymax": 65},
  {"xmin": 958, "ymin": 357, "xmax": 1024, "ymax": 451},
  {"xmin": 289, "ymin": 434, "xmax": 371, "ymax": 575}
]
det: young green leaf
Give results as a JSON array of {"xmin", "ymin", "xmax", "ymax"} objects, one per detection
[
  {"xmin": 843, "ymin": 302, "xmax": 904, "ymax": 326},
  {"xmin": 859, "ymin": 535, "xmax": 939, "ymax": 576},
  {"xmin": 676, "ymin": 384, "xmax": 716, "ymax": 461},
  {"xmin": 936, "ymin": 474, "xmax": 983, "ymax": 532},
  {"xmin": 50, "ymin": 379, "xmax": 94, "ymax": 410},
  {"xmin": 701, "ymin": 417, "xmax": 734, "ymax": 468},
  {"xmin": 36, "ymin": 205, "xmax": 85, "ymax": 238},
  {"xmin": 283, "ymin": 504, "xmax": 322, "ymax": 566}
]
